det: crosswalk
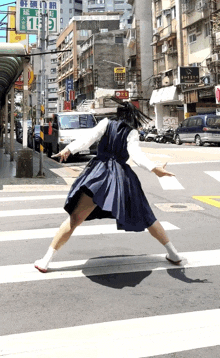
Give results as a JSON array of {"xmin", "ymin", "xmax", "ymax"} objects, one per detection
[{"xmin": 1, "ymin": 167, "xmax": 220, "ymax": 357}]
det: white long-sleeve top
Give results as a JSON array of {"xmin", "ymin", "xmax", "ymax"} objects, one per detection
[{"xmin": 67, "ymin": 117, "xmax": 157, "ymax": 172}]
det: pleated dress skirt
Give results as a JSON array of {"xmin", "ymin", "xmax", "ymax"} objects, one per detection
[{"xmin": 64, "ymin": 120, "xmax": 157, "ymax": 232}]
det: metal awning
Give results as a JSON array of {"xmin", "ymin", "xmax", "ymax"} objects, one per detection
[
  {"xmin": 0, "ymin": 43, "xmax": 27, "ymax": 108},
  {"xmin": 150, "ymin": 85, "xmax": 182, "ymax": 105}
]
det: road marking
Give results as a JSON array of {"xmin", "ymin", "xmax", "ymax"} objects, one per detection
[
  {"xmin": 0, "ymin": 195, "xmax": 67, "ymax": 202},
  {"xmin": 0, "ymin": 222, "xmax": 179, "ymax": 242},
  {"xmin": 1, "ymin": 309, "xmax": 220, "ymax": 357},
  {"xmin": 158, "ymin": 176, "xmax": 184, "ymax": 190},
  {"xmin": 193, "ymin": 196, "xmax": 220, "ymax": 209},
  {"xmin": 0, "ymin": 207, "xmax": 66, "ymax": 217},
  {"xmin": 205, "ymin": 171, "xmax": 220, "ymax": 182},
  {"xmin": 2, "ymin": 185, "xmax": 70, "ymax": 192},
  {"xmin": 0, "ymin": 249, "xmax": 219, "ymax": 284}
]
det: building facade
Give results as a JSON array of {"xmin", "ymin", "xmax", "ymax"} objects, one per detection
[
  {"xmin": 150, "ymin": 0, "xmax": 220, "ymax": 129},
  {"xmin": 56, "ymin": 14, "xmax": 121, "ymax": 110},
  {"xmin": 60, "ymin": 0, "xmax": 83, "ymax": 32},
  {"xmin": 83, "ymin": 0, "xmax": 132, "ymax": 28}
]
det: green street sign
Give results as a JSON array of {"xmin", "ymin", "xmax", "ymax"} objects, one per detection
[{"xmin": 16, "ymin": 0, "xmax": 60, "ymax": 34}]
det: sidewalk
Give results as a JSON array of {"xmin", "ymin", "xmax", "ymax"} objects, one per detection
[{"xmin": 0, "ymin": 138, "xmax": 79, "ymax": 190}]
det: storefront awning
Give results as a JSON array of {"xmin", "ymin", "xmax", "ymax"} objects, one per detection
[
  {"xmin": 0, "ymin": 43, "xmax": 27, "ymax": 108},
  {"xmin": 150, "ymin": 85, "xmax": 182, "ymax": 105}
]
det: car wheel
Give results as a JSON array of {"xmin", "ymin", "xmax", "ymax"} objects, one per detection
[
  {"xmin": 175, "ymin": 135, "xmax": 181, "ymax": 145},
  {"xmin": 195, "ymin": 135, "xmax": 202, "ymax": 146}
]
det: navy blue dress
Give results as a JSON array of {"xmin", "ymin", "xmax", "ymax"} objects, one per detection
[{"xmin": 64, "ymin": 119, "xmax": 157, "ymax": 231}]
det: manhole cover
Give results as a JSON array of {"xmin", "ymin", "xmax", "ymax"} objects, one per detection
[{"xmin": 171, "ymin": 205, "xmax": 187, "ymax": 209}]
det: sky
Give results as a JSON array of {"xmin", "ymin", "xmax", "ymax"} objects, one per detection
[{"xmin": 0, "ymin": 1, "xmax": 36, "ymax": 44}]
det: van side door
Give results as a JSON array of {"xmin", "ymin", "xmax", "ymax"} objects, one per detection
[
  {"xmin": 187, "ymin": 117, "xmax": 198, "ymax": 142},
  {"xmin": 179, "ymin": 119, "xmax": 189, "ymax": 142}
]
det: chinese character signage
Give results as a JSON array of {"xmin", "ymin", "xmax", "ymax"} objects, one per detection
[
  {"xmin": 114, "ymin": 67, "xmax": 126, "ymax": 82},
  {"xmin": 215, "ymin": 86, "xmax": 220, "ymax": 104},
  {"xmin": 115, "ymin": 90, "xmax": 129, "ymax": 100},
  {"xmin": 16, "ymin": 0, "xmax": 60, "ymax": 34},
  {"xmin": 7, "ymin": 6, "xmax": 28, "ymax": 47},
  {"xmin": 178, "ymin": 66, "xmax": 200, "ymax": 84}
]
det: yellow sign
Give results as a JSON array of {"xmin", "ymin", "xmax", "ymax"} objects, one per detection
[
  {"xmin": 193, "ymin": 196, "xmax": 220, "ymax": 208},
  {"xmin": 114, "ymin": 67, "xmax": 126, "ymax": 73},
  {"xmin": 8, "ymin": 7, "xmax": 27, "ymax": 46}
]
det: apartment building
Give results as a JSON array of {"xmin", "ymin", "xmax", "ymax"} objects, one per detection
[
  {"xmin": 60, "ymin": 0, "xmax": 83, "ymax": 31},
  {"xmin": 150, "ymin": 0, "xmax": 220, "ymax": 129},
  {"xmin": 83, "ymin": 0, "xmax": 132, "ymax": 28},
  {"xmin": 126, "ymin": 0, "xmax": 154, "ymax": 116},
  {"xmin": 56, "ymin": 14, "xmax": 121, "ymax": 110}
]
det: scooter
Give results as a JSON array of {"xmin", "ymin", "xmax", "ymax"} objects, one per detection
[
  {"xmin": 139, "ymin": 129, "xmax": 147, "ymax": 141},
  {"xmin": 157, "ymin": 127, "xmax": 175, "ymax": 143},
  {"xmin": 145, "ymin": 126, "xmax": 158, "ymax": 142}
]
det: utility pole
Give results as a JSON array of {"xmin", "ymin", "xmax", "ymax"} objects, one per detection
[{"xmin": 38, "ymin": 0, "xmax": 47, "ymax": 177}]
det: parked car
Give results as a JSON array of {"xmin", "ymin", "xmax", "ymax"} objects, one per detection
[
  {"xmin": 28, "ymin": 124, "xmax": 40, "ymax": 151},
  {"xmin": 174, "ymin": 114, "xmax": 220, "ymax": 146},
  {"xmin": 51, "ymin": 111, "xmax": 98, "ymax": 156}
]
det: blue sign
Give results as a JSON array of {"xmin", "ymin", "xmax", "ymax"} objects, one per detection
[{"xmin": 65, "ymin": 79, "xmax": 73, "ymax": 100}]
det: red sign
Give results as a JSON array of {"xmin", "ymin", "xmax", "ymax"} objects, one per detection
[
  {"xmin": 69, "ymin": 90, "xmax": 75, "ymax": 101},
  {"xmin": 216, "ymin": 88, "xmax": 220, "ymax": 103},
  {"xmin": 64, "ymin": 101, "xmax": 71, "ymax": 110},
  {"xmin": 115, "ymin": 90, "xmax": 129, "ymax": 100}
]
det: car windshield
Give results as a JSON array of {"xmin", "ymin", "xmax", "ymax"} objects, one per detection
[
  {"xmin": 207, "ymin": 117, "xmax": 220, "ymax": 127},
  {"xmin": 58, "ymin": 114, "xmax": 95, "ymax": 130}
]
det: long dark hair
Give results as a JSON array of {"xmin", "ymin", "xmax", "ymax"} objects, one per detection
[{"xmin": 111, "ymin": 97, "xmax": 152, "ymax": 129}]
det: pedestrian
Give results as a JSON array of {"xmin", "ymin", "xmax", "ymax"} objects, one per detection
[{"xmin": 34, "ymin": 102, "xmax": 182, "ymax": 273}]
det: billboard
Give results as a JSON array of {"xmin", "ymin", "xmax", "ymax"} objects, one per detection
[
  {"xmin": 178, "ymin": 66, "xmax": 200, "ymax": 84},
  {"xmin": 16, "ymin": 0, "xmax": 60, "ymax": 34},
  {"xmin": 7, "ymin": 6, "xmax": 28, "ymax": 48}
]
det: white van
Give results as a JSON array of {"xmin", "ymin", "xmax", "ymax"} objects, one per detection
[{"xmin": 51, "ymin": 111, "xmax": 98, "ymax": 155}]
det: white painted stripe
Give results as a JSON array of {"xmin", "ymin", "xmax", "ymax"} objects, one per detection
[
  {"xmin": 2, "ymin": 185, "xmax": 70, "ymax": 192},
  {"xmin": 0, "ymin": 195, "xmax": 67, "ymax": 202},
  {"xmin": 0, "ymin": 222, "xmax": 179, "ymax": 242},
  {"xmin": 0, "ymin": 207, "xmax": 65, "ymax": 217},
  {"xmin": 169, "ymin": 160, "xmax": 220, "ymax": 165},
  {"xmin": 158, "ymin": 176, "xmax": 184, "ymax": 190},
  {"xmin": 205, "ymin": 171, "xmax": 220, "ymax": 182},
  {"xmin": 0, "ymin": 249, "xmax": 219, "ymax": 284},
  {"xmin": 1, "ymin": 309, "xmax": 220, "ymax": 357}
]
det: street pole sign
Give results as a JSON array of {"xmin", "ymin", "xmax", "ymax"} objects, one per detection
[{"xmin": 16, "ymin": 0, "xmax": 60, "ymax": 34}]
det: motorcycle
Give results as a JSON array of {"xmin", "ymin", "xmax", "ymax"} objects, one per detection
[
  {"xmin": 145, "ymin": 126, "xmax": 158, "ymax": 142},
  {"xmin": 157, "ymin": 127, "xmax": 175, "ymax": 143},
  {"xmin": 139, "ymin": 129, "xmax": 148, "ymax": 141}
]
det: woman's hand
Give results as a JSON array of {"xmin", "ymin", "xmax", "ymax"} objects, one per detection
[
  {"xmin": 152, "ymin": 163, "xmax": 175, "ymax": 177},
  {"xmin": 51, "ymin": 148, "xmax": 71, "ymax": 163}
]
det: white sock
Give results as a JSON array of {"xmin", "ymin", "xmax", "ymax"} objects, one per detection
[
  {"xmin": 164, "ymin": 242, "xmax": 181, "ymax": 262},
  {"xmin": 35, "ymin": 247, "xmax": 57, "ymax": 270}
]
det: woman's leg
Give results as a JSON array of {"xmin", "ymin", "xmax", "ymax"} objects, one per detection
[
  {"xmin": 34, "ymin": 192, "xmax": 97, "ymax": 272},
  {"xmin": 148, "ymin": 220, "xmax": 182, "ymax": 264}
]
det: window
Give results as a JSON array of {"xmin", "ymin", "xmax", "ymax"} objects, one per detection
[
  {"xmin": 188, "ymin": 118, "xmax": 197, "ymax": 127},
  {"xmin": 115, "ymin": 36, "xmax": 123, "ymax": 43},
  {"xmin": 171, "ymin": 6, "xmax": 176, "ymax": 19},
  {"xmin": 196, "ymin": 118, "xmax": 203, "ymax": 126},
  {"xmin": 182, "ymin": 119, "xmax": 188, "ymax": 128},
  {"xmin": 156, "ymin": 15, "xmax": 162, "ymax": 28},
  {"xmin": 51, "ymin": 68, "xmax": 56, "ymax": 74},
  {"xmin": 205, "ymin": 22, "xmax": 210, "ymax": 37},
  {"xmin": 69, "ymin": 8, "xmax": 72, "ymax": 13},
  {"xmin": 100, "ymin": 28, "xmax": 108, "ymax": 33},
  {"xmin": 60, "ymin": 18, "xmax": 63, "ymax": 23},
  {"xmin": 189, "ymin": 33, "xmax": 196, "ymax": 43},
  {"xmin": 69, "ymin": 0, "xmax": 72, "ymax": 3}
]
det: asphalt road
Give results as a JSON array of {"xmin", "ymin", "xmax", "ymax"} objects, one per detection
[{"xmin": 1, "ymin": 142, "xmax": 220, "ymax": 357}]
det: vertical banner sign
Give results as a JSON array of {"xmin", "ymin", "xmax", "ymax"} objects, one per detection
[
  {"xmin": 16, "ymin": 0, "xmax": 60, "ymax": 34},
  {"xmin": 7, "ymin": 6, "xmax": 28, "ymax": 48},
  {"xmin": 65, "ymin": 79, "xmax": 73, "ymax": 101}
]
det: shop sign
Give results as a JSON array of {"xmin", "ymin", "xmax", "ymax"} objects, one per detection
[
  {"xmin": 199, "ymin": 89, "xmax": 214, "ymax": 99},
  {"xmin": 178, "ymin": 66, "xmax": 200, "ymax": 84},
  {"xmin": 64, "ymin": 101, "xmax": 71, "ymax": 111},
  {"xmin": 215, "ymin": 86, "xmax": 220, "ymax": 103},
  {"xmin": 115, "ymin": 90, "xmax": 129, "ymax": 99}
]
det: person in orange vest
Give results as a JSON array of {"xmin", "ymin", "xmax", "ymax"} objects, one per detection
[{"xmin": 48, "ymin": 120, "xmax": 52, "ymax": 135}]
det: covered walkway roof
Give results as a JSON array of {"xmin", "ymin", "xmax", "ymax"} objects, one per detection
[{"xmin": 0, "ymin": 43, "xmax": 28, "ymax": 108}]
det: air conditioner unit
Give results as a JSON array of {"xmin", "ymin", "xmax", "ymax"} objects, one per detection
[
  {"xmin": 82, "ymin": 68, "xmax": 86, "ymax": 73},
  {"xmin": 211, "ymin": 53, "xmax": 220, "ymax": 62},
  {"xmin": 162, "ymin": 43, "xmax": 168, "ymax": 53},
  {"xmin": 78, "ymin": 70, "xmax": 82, "ymax": 75}
]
